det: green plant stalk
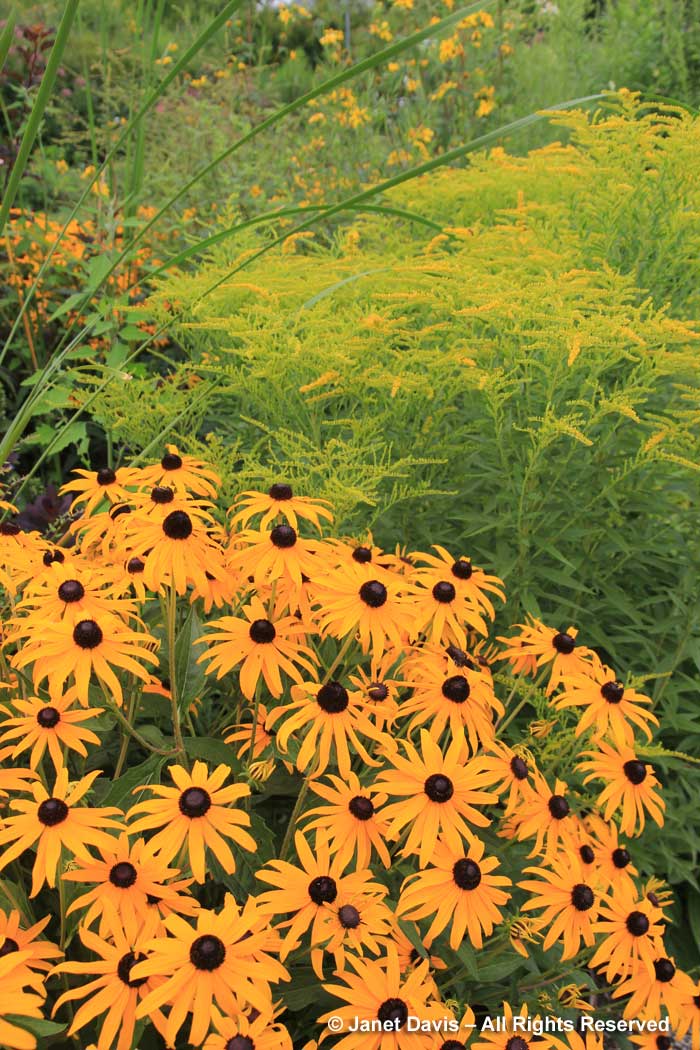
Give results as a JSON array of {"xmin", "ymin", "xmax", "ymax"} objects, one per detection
[
  {"xmin": 0, "ymin": 0, "xmax": 79, "ymax": 237},
  {"xmin": 166, "ymin": 584, "xmax": 187, "ymax": 765}
]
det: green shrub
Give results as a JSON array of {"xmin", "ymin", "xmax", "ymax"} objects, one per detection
[{"xmin": 87, "ymin": 95, "xmax": 700, "ymax": 880}]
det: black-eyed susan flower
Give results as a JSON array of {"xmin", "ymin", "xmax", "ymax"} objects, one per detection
[
  {"xmin": 267, "ymin": 679, "xmax": 385, "ymax": 778},
  {"xmin": 589, "ymin": 886, "xmax": 665, "ymax": 980},
  {"xmin": 0, "ymin": 768, "xmax": 123, "ymax": 896},
  {"xmin": 53, "ymin": 924, "xmax": 168, "ymax": 1050},
  {"xmin": 62, "ymin": 832, "xmax": 197, "ymax": 940},
  {"xmin": 375, "ymin": 729, "xmax": 496, "ymax": 867},
  {"xmin": 60, "ymin": 465, "xmax": 142, "ymax": 516},
  {"xmin": 612, "ymin": 956, "xmax": 695, "ymax": 1024},
  {"xmin": 676, "ymin": 984, "xmax": 700, "ymax": 1050},
  {"xmin": 497, "ymin": 617, "xmax": 596, "ymax": 693},
  {"xmin": 519, "ymin": 852, "xmax": 600, "ymax": 959},
  {"xmin": 472, "ymin": 1002, "xmax": 553, "ymax": 1050},
  {"xmin": 0, "ymin": 693, "xmax": 101, "ymax": 772},
  {"xmin": 311, "ymin": 876, "xmax": 394, "ymax": 977},
  {"xmin": 10, "ymin": 612, "xmax": 158, "ymax": 707},
  {"xmin": 348, "ymin": 653, "xmax": 402, "ymax": 731},
  {"xmin": 0, "ymin": 910, "xmax": 62, "ymax": 988},
  {"xmin": 507, "ymin": 774, "xmax": 576, "ymax": 858},
  {"xmin": 127, "ymin": 761, "xmax": 256, "ymax": 883},
  {"xmin": 302, "ymin": 772, "xmax": 392, "ymax": 868},
  {"xmin": 469, "ymin": 740, "xmax": 536, "ymax": 815},
  {"xmin": 230, "ymin": 525, "xmax": 320, "ymax": 591},
  {"xmin": 198, "ymin": 595, "xmax": 317, "ymax": 699},
  {"xmin": 141, "ymin": 445, "xmax": 221, "ymax": 498},
  {"xmin": 552, "ymin": 661, "xmax": 658, "ymax": 745},
  {"xmin": 132, "ymin": 894, "xmax": 289, "ymax": 1046},
  {"xmin": 203, "ymin": 1008, "xmax": 293, "ymax": 1050},
  {"xmin": 318, "ymin": 947, "xmax": 443, "ymax": 1050},
  {"xmin": 630, "ymin": 1029, "xmax": 677, "ymax": 1050},
  {"xmin": 313, "ymin": 561, "xmax": 414, "ymax": 657},
  {"xmin": 585, "ymin": 814, "xmax": 638, "ymax": 892},
  {"xmin": 17, "ymin": 561, "xmax": 138, "ymax": 625},
  {"xmin": 409, "ymin": 545, "xmax": 504, "ymax": 621},
  {"xmin": 225, "ymin": 701, "xmax": 277, "ymax": 762},
  {"xmin": 397, "ymin": 836, "xmax": 511, "ymax": 949},
  {"xmin": 404, "ymin": 572, "xmax": 489, "ymax": 646},
  {"xmin": 256, "ymin": 831, "xmax": 385, "ymax": 961},
  {"xmin": 578, "ymin": 741, "xmax": 665, "ymax": 834},
  {"xmin": 400, "ymin": 645, "xmax": 502, "ymax": 751},
  {"xmin": 232, "ymin": 483, "xmax": 333, "ymax": 531},
  {"xmin": 124, "ymin": 506, "xmax": 227, "ymax": 595}
]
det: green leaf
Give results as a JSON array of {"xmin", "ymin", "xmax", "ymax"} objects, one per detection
[
  {"xmin": 5, "ymin": 1016, "xmax": 66, "ymax": 1040},
  {"xmin": 175, "ymin": 607, "xmax": 206, "ymax": 711},
  {"xmin": 101, "ymin": 753, "xmax": 166, "ymax": 810},
  {"xmin": 397, "ymin": 918, "xmax": 429, "ymax": 961},
  {"xmin": 455, "ymin": 939, "xmax": 479, "ymax": 979},
  {"xmin": 184, "ymin": 736, "xmax": 241, "ymax": 773}
]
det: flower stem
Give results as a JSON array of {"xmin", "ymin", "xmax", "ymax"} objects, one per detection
[
  {"xmin": 166, "ymin": 584, "xmax": 187, "ymax": 766},
  {"xmin": 324, "ymin": 631, "xmax": 355, "ymax": 683},
  {"xmin": 280, "ymin": 773, "xmax": 313, "ymax": 860}
]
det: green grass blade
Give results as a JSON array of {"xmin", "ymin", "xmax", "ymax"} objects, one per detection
[
  {"xmin": 0, "ymin": 0, "xmax": 79, "ymax": 237},
  {"xmin": 0, "ymin": 9, "xmax": 16, "ymax": 77}
]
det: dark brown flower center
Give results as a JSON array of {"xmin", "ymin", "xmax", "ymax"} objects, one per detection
[
  {"xmin": 377, "ymin": 998, "xmax": 408, "ymax": 1028},
  {"xmin": 110, "ymin": 861, "xmax": 138, "ymax": 888},
  {"xmin": 179, "ymin": 787, "xmax": 212, "ymax": 818},
  {"xmin": 367, "ymin": 681, "xmax": 388, "ymax": 701},
  {"xmin": 190, "ymin": 934, "xmax": 226, "ymax": 971},
  {"xmin": 441, "ymin": 675, "xmax": 470, "ymax": 703},
  {"xmin": 226, "ymin": 1038, "xmax": 255, "ymax": 1050},
  {"xmin": 451, "ymin": 559, "xmax": 472, "ymax": 580},
  {"xmin": 37, "ymin": 706, "xmax": 60, "ymax": 729},
  {"xmin": 506, "ymin": 1040, "xmax": 529, "ymax": 1050},
  {"xmin": 151, "ymin": 485, "xmax": 174, "ymax": 504},
  {"xmin": 510, "ymin": 756, "xmax": 528, "ymax": 781},
  {"xmin": 308, "ymin": 875, "xmax": 337, "ymax": 905},
  {"xmin": 656, "ymin": 1039, "xmax": 672, "ymax": 1050},
  {"xmin": 601, "ymin": 680, "xmax": 624, "ymax": 703},
  {"xmin": 0, "ymin": 522, "xmax": 20, "ymax": 536},
  {"xmin": 653, "ymin": 958, "xmax": 675, "ymax": 983},
  {"xmin": 348, "ymin": 795, "xmax": 374, "ymax": 821},
  {"xmin": 424, "ymin": 774, "xmax": 454, "ymax": 803},
  {"xmin": 548, "ymin": 794, "xmax": 570, "ymax": 819},
  {"xmin": 249, "ymin": 619, "xmax": 276, "ymax": 644},
  {"xmin": 37, "ymin": 798, "xmax": 69, "ymax": 826},
  {"xmin": 58, "ymin": 579, "xmax": 85, "ymax": 603},
  {"xmin": 270, "ymin": 524, "xmax": 296, "ymax": 548},
  {"xmin": 352, "ymin": 546, "xmax": 372, "ymax": 563},
  {"xmin": 445, "ymin": 644, "xmax": 474, "ymax": 668},
  {"xmin": 97, "ymin": 467, "xmax": 117, "ymax": 485},
  {"xmin": 612, "ymin": 847, "xmax": 631, "ymax": 869},
  {"xmin": 269, "ymin": 482, "xmax": 292, "ymax": 501},
  {"xmin": 73, "ymin": 619, "xmax": 103, "ymax": 649},
  {"xmin": 579, "ymin": 845, "xmax": 595, "ymax": 865},
  {"xmin": 316, "ymin": 682, "xmax": 349, "ymax": 714},
  {"xmin": 441, "ymin": 1042, "xmax": 466, "ymax": 1050},
  {"xmin": 626, "ymin": 911, "xmax": 650, "ymax": 937},
  {"xmin": 161, "ymin": 452, "xmax": 183, "ymax": 471},
  {"xmin": 453, "ymin": 858, "xmax": 481, "ymax": 890},
  {"xmin": 623, "ymin": 759, "xmax": 647, "ymax": 784},
  {"xmin": 359, "ymin": 580, "xmax": 387, "ymax": 608},
  {"xmin": 127, "ymin": 556, "xmax": 145, "ymax": 574},
  {"xmin": 338, "ymin": 904, "xmax": 361, "ymax": 929},
  {"xmin": 432, "ymin": 581, "xmax": 456, "ymax": 603},
  {"xmin": 117, "ymin": 951, "xmax": 148, "ymax": 987},
  {"xmin": 552, "ymin": 632, "xmax": 575, "ymax": 654},
  {"xmin": 571, "ymin": 883, "xmax": 595, "ymax": 911},
  {"xmin": 162, "ymin": 510, "xmax": 193, "ymax": 540}
]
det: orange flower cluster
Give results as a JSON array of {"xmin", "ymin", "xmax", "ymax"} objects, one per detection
[{"xmin": 0, "ymin": 449, "xmax": 696, "ymax": 1050}]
